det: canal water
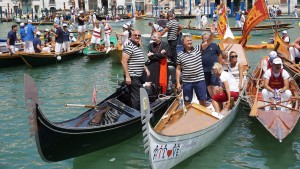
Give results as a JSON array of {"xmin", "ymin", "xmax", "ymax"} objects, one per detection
[{"xmin": 0, "ymin": 18, "xmax": 300, "ymax": 169}]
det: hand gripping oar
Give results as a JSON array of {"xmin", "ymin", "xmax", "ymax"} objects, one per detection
[{"xmin": 249, "ymin": 67, "xmax": 263, "ymax": 117}]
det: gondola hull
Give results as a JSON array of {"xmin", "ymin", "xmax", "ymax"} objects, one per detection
[{"xmin": 0, "ymin": 52, "xmax": 24, "ymax": 68}]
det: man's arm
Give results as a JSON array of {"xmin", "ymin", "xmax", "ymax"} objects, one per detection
[
  {"xmin": 176, "ymin": 64, "xmax": 181, "ymax": 91},
  {"xmin": 291, "ymin": 37, "xmax": 300, "ymax": 50},
  {"xmin": 201, "ymin": 24, "xmax": 215, "ymax": 50},
  {"xmin": 281, "ymin": 78, "xmax": 289, "ymax": 92},
  {"xmin": 121, "ymin": 52, "xmax": 131, "ymax": 85},
  {"xmin": 160, "ymin": 27, "xmax": 169, "ymax": 36}
]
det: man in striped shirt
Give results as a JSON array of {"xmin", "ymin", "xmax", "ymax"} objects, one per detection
[
  {"xmin": 160, "ymin": 11, "xmax": 182, "ymax": 64},
  {"xmin": 121, "ymin": 30, "xmax": 150, "ymax": 110},
  {"xmin": 176, "ymin": 24, "xmax": 215, "ymax": 106}
]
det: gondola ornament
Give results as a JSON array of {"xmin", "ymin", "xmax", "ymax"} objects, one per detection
[{"xmin": 140, "ymin": 88, "xmax": 152, "ymax": 154}]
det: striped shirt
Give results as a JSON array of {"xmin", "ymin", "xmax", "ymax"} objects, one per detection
[
  {"xmin": 177, "ymin": 45, "xmax": 205, "ymax": 82},
  {"xmin": 123, "ymin": 41, "xmax": 145, "ymax": 77},
  {"xmin": 166, "ymin": 19, "xmax": 179, "ymax": 41}
]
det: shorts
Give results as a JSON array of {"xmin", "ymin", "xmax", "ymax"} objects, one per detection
[
  {"xmin": 182, "ymin": 80, "xmax": 207, "ymax": 102},
  {"xmin": 63, "ymin": 41, "xmax": 70, "ymax": 52},
  {"xmin": 55, "ymin": 43, "xmax": 63, "ymax": 53},
  {"xmin": 8, "ymin": 45, "xmax": 16, "ymax": 54},
  {"xmin": 91, "ymin": 36, "xmax": 101, "ymax": 44},
  {"xmin": 212, "ymin": 91, "xmax": 239, "ymax": 102},
  {"xmin": 78, "ymin": 25, "xmax": 85, "ymax": 33},
  {"xmin": 25, "ymin": 41, "xmax": 34, "ymax": 53},
  {"xmin": 204, "ymin": 72, "xmax": 221, "ymax": 86}
]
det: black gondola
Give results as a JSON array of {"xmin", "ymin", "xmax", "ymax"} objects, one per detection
[{"xmin": 24, "ymin": 61, "xmax": 176, "ymax": 162}]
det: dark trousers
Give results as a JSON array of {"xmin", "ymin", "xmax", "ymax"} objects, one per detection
[
  {"xmin": 128, "ymin": 76, "xmax": 143, "ymax": 110},
  {"xmin": 168, "ymin": 39, "xmax": 178, "ymax": 64}
]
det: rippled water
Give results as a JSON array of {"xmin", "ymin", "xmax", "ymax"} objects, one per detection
[{"xmin": 0, "ymin": 18, "xmax": 300, "ymax": 169}]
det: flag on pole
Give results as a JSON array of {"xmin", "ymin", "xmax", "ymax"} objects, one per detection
[
  {"xmin": 239, "ymin": 0, "xmax": 269, "ymax": 46},
  {"xmin": 223, "ymin": 25, "xmax": 235, "ymax": 39},
  {"xmin": 92, "ymin": 86, "xmax": 97, "ymax": 104},
  {"xmin": 217, "ymin": 5, "xmax": 227, "ymax": 39}
]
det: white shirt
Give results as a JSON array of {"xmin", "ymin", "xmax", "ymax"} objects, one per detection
[
  {"xmin": 122, "ymin": 30, "xmax": 129, "ymax": 46},
  {"xmin": 263, "ymin": 69, "xmax": 290, "ymax": 80},
  {"xmin": 201, "ymin": 15, "xmax": 207, "ymax": 24},
  {"xmin": 262, "ymin": 58, "xmax": 283, "ymax": 72},
  {"xmin": 220, "ymin": 71, "xmax": 239, "ymax": 92},
  {"xmin": 240, "ymin": 14, "xmax": 245, "ymax": 22},
  {"xmin": 283, "ymin": 36, "xmax": 290, "ymax": 43},
  {"xmin": 195, "ymin": 8, "xmax": 201, "ymax": 16},
  {"xmin": 153, "ymin": 24, "xmax": 163, "ymax": 32}
]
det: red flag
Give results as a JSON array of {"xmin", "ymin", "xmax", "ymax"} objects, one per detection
[
  {"xmin": 92, "ymin": 86, "xmax": 97, "ymax": 104},
  {"xmin": 217, "ymin": 5, "xmax": 227, "ymax": 38},
  {"xmin": 239, "ymin": 0, "xmax": 269, "ymax": 46}
]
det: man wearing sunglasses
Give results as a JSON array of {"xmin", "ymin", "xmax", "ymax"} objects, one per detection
[
  {"xmin": 262, "ymin": 58, "xmax": 292, "ymax": 111},
  {"xmin": 121, "ymin": 30, "xmax": 150, "ymax": 110}
]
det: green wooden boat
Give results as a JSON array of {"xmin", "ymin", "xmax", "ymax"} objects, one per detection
[{"xmin": 83, "ymin": 37, "xmax": 117, "ymax": 59}]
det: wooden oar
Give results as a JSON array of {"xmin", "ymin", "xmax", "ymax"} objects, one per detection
[
  {"xmin": 65, "ymin": 104, "xmax": 98, "ymax": 108},
  {"xmin": 249, "ymin": 67, "xmax": 263, "ymax": 117}
]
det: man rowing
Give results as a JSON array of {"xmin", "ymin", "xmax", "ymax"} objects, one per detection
[{"xmin": 262, "ymin": 57, "xmax": 292, "ymax": 111}]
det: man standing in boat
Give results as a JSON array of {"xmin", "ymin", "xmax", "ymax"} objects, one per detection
[
  {"xmin": 91, "ymin": 21, "xmax": 102, "ymax": 50},
  {"xmin": 19, "ymin": 22, "xmax": 26, "ymax": 42},
  {"xmin": 281, "ymin": 30, "xmax": 290, "ymax": 43},
  {"xmin": 262, "ymin": 57, "xmax": 292, "ymax": 111},
  {"xmin": 24, "ymin": 20, "xmax": 37, "ymax": 53},
  {"xmin": 78, "ymin": 11, "xmax": 86, "ymax": 42},
  {"xmin": 176, "ymin": 24, "xmax": 215, "ymax": 106},
  {"xmin": 7, "ymin": 25, "xmax": 18, "ymax": 55},
  {"xmin": 102, "ymin": 20, "xmax": 112, "ymax": 51},
  {"xmin": 62, "ymin": 24, "xmax": 70, "ymax": 52},
  {"xmin": 289, "ymin": 36, "xmax": 300, "ymax": 64},
  {"xmin": 51, "ymin": 23, "xmax": 64, "ymax": 53},
  {"xmin": 114, "ymin": 24, "xmax": 129, "ymax": 47},
  {"xmin": 121, "ymin": 30, "xmax": 150, "ymax": 110},
  {"xmin": 159, "ymin": 11, "xmax": 182, "ymax": 65}
]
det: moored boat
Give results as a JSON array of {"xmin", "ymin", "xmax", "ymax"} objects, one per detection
[
  {"xmin": 24, "ymin": 60, "xmax": 176, "ymax": 162},
  {"xmin": 140, "ymin": 42, "xmax": 249, "ymax": 168},
  {"xmin": 20, "ymin": 44, "xmax": 84, "ymax": 67},
  {"xmin": 245, "ymin": 58, "xmax": 300, "ymax": 142}
]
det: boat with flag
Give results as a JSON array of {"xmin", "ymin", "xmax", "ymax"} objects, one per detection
[{"xmin": 24, "ymin": 58, "xmax": 177, "ymax": 162}]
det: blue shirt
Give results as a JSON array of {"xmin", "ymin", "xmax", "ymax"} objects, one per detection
[
  {"xmin": 7, "ymin": 30, "xmax": 17, "ymax": 46},
  {"xmin": 55, "ymin": 27, "xmax": 64, "ymax": 43},
  {"xmin": 62, "ymin": 30, "xmax": 70, "ymax": 42},
  {"xmin": 20, "ymin": 27, "xmax": 26, "ymax": 42},
  {"xmin": 24, "ymin": 24, "xmax": 35, "ymax": 41},
  {"xmin": 33, "ymin": 37, "xmax": 42, "ymax": 53},
  {"xmin": 201, "ymin": 43, "xmax": 221, "ymax": 72}
]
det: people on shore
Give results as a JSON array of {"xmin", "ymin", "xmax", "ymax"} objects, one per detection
[
  {"xmin": 201, "ymin": 15, "xmax": 208, "ymax": 29},
  {"xmin": 91, "ymin": 21, "xmax": 102, "ymax": 50},
  {"xmin": 51, "ymin": 23, "xmax": 64, "ymax": 53},
  {"xmin": 281, "ymin": 30, "xmax": 290, "ymax": 43},
  {"xmin": 54, "ymin": 15, "xmax": 60, "ymax": 24},
  {"xmin": 62, "ymin": 24, "xmax": 70, "ymax": 52},
  {"xmin": 7, "ymin": 25, "xmax": 18, "ymax": 54},
  {"xmin": 24, "ymin": 20, "xmax": 37, "ymax": 53},
  {"xmin": 240, "ymin": 11, "xmax": 245, "ymax": 28},
  {"xmin": 235, "ymin": 10, "xmax": 241, "ymax": 28},
  {"xmin": 176, "ymin": 24, "xmax": 215, "ymax": 107},
  {"xmin": 289, "ymin": 37, "xmax": 300, "ymax": 63},
  {"xmin": 213, "ymin": 10, "xmax": 218, "ymax": 27},
  {"xmin": 121, "ymin": 30, "xmax": 150, "ymax": 110},
  {"xmin": 294, "ymin": 7, "xmax": 298, "ymax": 18},
  {"xmin": 262, "ymin": 57, "xmax": 291, "ymax": 111},
  {"xmin": 195, "ymin": 4, "xmax": 202, "ymax": 29},
  {"xmin": 33, "ymin": 31, "xmax": 50, "ymax": 53}
]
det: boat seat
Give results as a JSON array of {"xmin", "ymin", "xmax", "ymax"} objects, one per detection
[{"xmin": 107, "ymin": 98, "xmax": 140, "ymax": 117}]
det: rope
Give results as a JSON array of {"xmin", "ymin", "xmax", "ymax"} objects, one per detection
[{"xmin": 158, "ymin": 94, "xmax": 178, "ymax": 100}]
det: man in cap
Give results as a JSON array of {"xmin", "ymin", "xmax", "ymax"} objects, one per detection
[
  {"xmin": 24, "ymin": 20, "xmax": 38, "ymax": 52},
  {"xmin": 7, "ymin": 25, "xmax": 18, "ymax": 55},
  {"xmin": 62, "ymin": 23, "xmax": 70, "ymax": 52},
  {"xmin": 281, "ymin": 30, "xmax": 290, "ymax": 43},
  {"xmin": 262, "ymin": 51, "xmax": 278, "ymax": 73},
  {"xmin": 50, "ymin": 23, "xmax": 64, "ymax": 53},
  {"xmin": 44, "ymin": 28, "xmax": 52, "ymax": 46},
  {"xmin": 289, "ymin": 36, "xmax": 300, "ymax": 63},
  {"xmin": 148, "ymin": 22, "xmax": 163, "ymax": 35},
  {"xmin": 240, "ymin": 11, "xmax": 245, "ymax": 28},
  {"xmin": 91, "ymin": 21, "xmax": 102, "ymax": 50},
  {"xmin": 19, "ymin": 22, "xmax": 26, "ymax": 42},
  {"xmin": 262, "ymin": 57, "xmax": 292, "ymax": 111},
  {"xmin": 102, "ymin": 20, "xmax": 112, "ymax": 51},
  {"xmin": 78, "ymin": 11, "xmax": 86, "ymax": 42},
  {"xmin": 33, "ymin": 31, "xmax": 50, "ymax": 53},
  {"xmin": 114, "ymin": 24, "xmax": 129, "ymax": 47}
]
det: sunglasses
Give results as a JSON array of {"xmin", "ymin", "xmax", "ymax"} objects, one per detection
[
  {"xmin": 133, "ymin": 34, "xmax": 141, "ymax": 37},
  {"xmin": 230, "ymin": 55, "xmax": 238, "ymax": 58}
]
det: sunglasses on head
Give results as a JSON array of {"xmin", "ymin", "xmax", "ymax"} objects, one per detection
[
  {"xmin": 133, "ymin": 34, "xmax": 141, "ymax": 37},
  {"xmin": 230, "ymin": 55, "xmax": 238, "ymax": 58}
]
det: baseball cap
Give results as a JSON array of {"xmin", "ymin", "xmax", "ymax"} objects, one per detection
[
  {"xmin": 63, "ymin": 23, "xmax": 68, "ymax": 27},
  {"xmin": 79, "ymin": 11, "xmax": 84, "ymax": 14},
  {"xmin": 44, "ymin": 28, "xmax": 49, "ymax": 32},
  {"xmin": 282, "ymin": 30, "xmax": 287, "ymax": 34},
  {"xmin": 28, "ymin": 19, "xmax": 32, "ymax": 23},
  {"xmin": 272, "ymin": 57, "xmax": 282, "ymax": 65},
  {"xmin": 20, "ymin": 22, "xmax": 25, "ymax": 26},
  {"xmin": 36, "ymin": 31, "xmax": 41, "ymax": 36},
  {"xmin": 269, "ymin": 51, "xmax": 277, "ymax": 62},
  {"xmin": 123, "ymin": 24, "xmax": 128, "ymax": 29}
]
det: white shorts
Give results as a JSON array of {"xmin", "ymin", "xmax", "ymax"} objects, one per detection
[
  {"xmin": 91, "ymin": 36, "xmax": 101, "ymax": 44},
  {"xmin": 25, "ymin": 41, "xmax": 34, "ymax": 53},
  {"xmin": 63, "ymin": 41, "xmax": 70, "ymax": 52},
  {"xmin": 8, "ymin": 45, "xmax": 16, "ymax": 54},
  {"xmin": 42, "ymin": 47, "xmax": 51, "ymax": 53},
  {"xmin": 55, "ymin": 43, "xmax": 63, "ymax": 53},
  {"xmin": 78, "ymin": 25, "xmax": 85, "ymax": 33}
]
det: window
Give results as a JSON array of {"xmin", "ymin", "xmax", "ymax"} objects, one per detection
[{"xmin": 280, "ymin": 0, "xmax": 287, "ymax": 4}]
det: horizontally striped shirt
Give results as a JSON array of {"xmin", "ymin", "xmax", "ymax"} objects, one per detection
[
  {"xmin": 123, "ymin": 41, "xmax": 145, "ymax": 77},
  {"xmin": 166, "ymin": 19, "xmax": 179, "ymax": 41},
  {"xmin": 177, "ymin": 44, "xmax": 205, "ymax": 82}
]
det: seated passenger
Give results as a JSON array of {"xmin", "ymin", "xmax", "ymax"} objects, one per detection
[
  {"xmin": 289, "ymin": 36, "xmax": 300, "ymax": 63},
  {"xmin": 211, "ymin": 63, "xmax": 239, "ymax": 113},
  {"xmin": 33, "ymin": 31, "xmax": 51, "ymax": 53},
  {"xmin": 262, "ymin": 57, "xmax": 292, "ymax": 111},
  {"xmin": 262, "ymin": 51, "xmax": 277, "ymax": 73},
  {"xmin": 227, "ymin": 51, "xmax": 244, "ymax": 90}
]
